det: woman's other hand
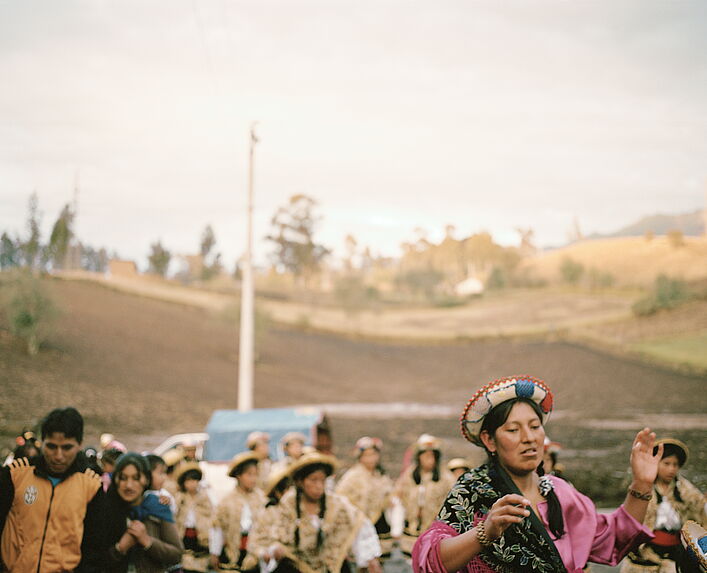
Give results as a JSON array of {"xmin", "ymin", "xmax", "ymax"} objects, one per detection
[
  {"xmin": 127, "ymin": 520, "xmax": 152, "ymax": 547},
  {"xmin": 115, "ymin": 531, "xmax": 136, "ymax": 554},
  {"xmin": 483, "ymin": 494, "xmax": 531, "ymax": 541}
]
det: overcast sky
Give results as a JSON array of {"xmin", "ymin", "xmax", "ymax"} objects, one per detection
[{"xmin": 1, "ymin": 0, "xmax": 705, "ymax": 269}]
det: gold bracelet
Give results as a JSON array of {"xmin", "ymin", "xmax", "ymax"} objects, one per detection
[
  {"xmin": 628, "ymin": 487, "xmax": 652, "ymax": 501},
  {"xmin": 476, "ymin": 520, "xmax": 493, "ymax": 548}
]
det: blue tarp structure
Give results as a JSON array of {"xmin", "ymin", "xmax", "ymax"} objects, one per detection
[{"xmin": 203, "ymin": 407, "xmax": 324, "ymax": 462}]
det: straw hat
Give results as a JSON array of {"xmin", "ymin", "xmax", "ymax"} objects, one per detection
[
  {"xmin": 447, "ymin": 458, "xmax": 471, "ymax": 472},
  {"xmin": 414, "ymin": 434, "xmax": 442, "ymax": 454},
  {"xmin": 680, "ymin": 520, "xmax": 707, "ymax": 572},
  {"xmin": 227, "ymin": 451, "xmax": 260, "ymax": 478},
  {"xmin": 655, "ymin": 438, "xmax": 689, "ymax": 467},
  {"xmin": 263, "ymin": 465, "xmax": 292, "ymax": 498},
  {"xmin": 246, "ymin": 431, "xmax": 270, "ymax": 449},
  {"xmin": 460, "ymin": 375, "xmax": 554, "ymax": 446},
  {"xmin": 281, "ymin": 432, "xmax": 307, "ymax": 447},
  {"xmin": 354, "ymin": 436, "xmax": 383, "ymax": 456},
  {"xmin": 174, "ymin": 461, "xmax": 202, "ymax": 486},
  {"xmin": 162, "ymin": 449, "xmax": 184, "ymax": 469},
  {"xmin": 289, "ymin": 451, "xmax": 339, "ymax": 480}
]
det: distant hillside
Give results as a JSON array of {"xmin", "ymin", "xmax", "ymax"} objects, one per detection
[
  {"xmin": 523, "ymin": 235, "xmax": 707, "ymax": 287},
  {"xmin": 588, "ymin": 209, "xmax": 704, "ymax": 239}
]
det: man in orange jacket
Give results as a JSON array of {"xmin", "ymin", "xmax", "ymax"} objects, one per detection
[{"xmin": 0, "ymin": 407, "xmax": 107, "ymax": 572}]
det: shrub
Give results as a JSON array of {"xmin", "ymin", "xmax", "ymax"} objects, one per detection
[
  {"xmin": 394, "ymin": 269, "xmax": 444, "ymax": 300},
  {"xmin": 632, "ymin": 275, "xmax": 691, "ymax": 317},
  {"xmin": 0, "ymin": 270, "xmax": 57, "ymax": 355},
  {"xmin": 560, "ymin": 257, "xmax": 584, "ymax": 285},
  {"xmin": 588, "ymin": 268, "xmax": 615, "ymax": 290},
  {"xmin": 333, "ymin": 275, "xmax": 379, "ymax": 316},
  {"xmin": 667, "ymin": 229, "xmax": 684, "ymax": 248},
  {"xmin": 486, "ymin": 267, "xmax": 506, "ymax": 290}
]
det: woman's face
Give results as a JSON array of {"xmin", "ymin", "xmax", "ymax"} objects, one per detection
[
  {"xmin": 418, "ymin": 450, "xmax": 437, "ymax": 472},
  {"xmin": 359, "ymin": 448, "xmax": 380, "ymax": 471},
  {"xmin": 237, "ymin": 464, "xmax": 259, "ymax": 492},
  {"xmin": 482, "ymin": 401, "xmax": 545, "ymax": 477},
  {"xmin": 299, "ymin": 469, "xmax": 327, "ymax": 503},
  {"xmin": 657, "ymin": 454, "xmax": 680, "ymax": 484},
  {"xmin": 116, "ymin": 463, "xmax": 148, "ymax": 505}
]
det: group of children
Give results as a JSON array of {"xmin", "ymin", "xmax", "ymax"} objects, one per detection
[
  {"xmin": 6, "ymin": 424, "xmax": 703, "ymax": 573},
  {"xmin": 78, "ymin": 430, "xmax": 467, "ymax": 572}
]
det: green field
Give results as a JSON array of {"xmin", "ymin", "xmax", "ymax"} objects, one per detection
[{"xmin": 631, "ymin": 330, "xmax": 707, "ymax": 371}]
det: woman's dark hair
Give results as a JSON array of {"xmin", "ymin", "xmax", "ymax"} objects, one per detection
[
  {"xmin": 480, "ymin": 397, "xmax": 545, "ymax": 441},
  {"xmin": 41, "ymin": 407, "xmax": 84, "ymax": 443},
  {"xmin": 482, "ymin": 397, "xmax": 565, "ymax": 539},
  {"xmin": 413, "ymin": 449, "xmax": 440, "ymax": 484},
  {"xmin": 178, "ymin": 469, "xmax": 203, "ymax": 490},
  {"xmin": 292, "ymin": 462, "xmax": 333, "ymax": 482},
  {"xmin": 110, "ymin": 452, "xmax": 152, "ymax": 493},
  {"xmin": 105, "ymin": 453, "xmax": 150, "ymax": 545},
  {"xmin": 231, "ymin": 458, "xmax": 258, "ymax": 478},
  {"xmin": 294, "ymin": 478, "xmax": 326, "ymax": 550}
]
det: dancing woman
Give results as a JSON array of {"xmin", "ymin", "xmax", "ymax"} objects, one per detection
[{"xmin": 413, "ymin": 375, "xmax": 660, "ymax": 573}]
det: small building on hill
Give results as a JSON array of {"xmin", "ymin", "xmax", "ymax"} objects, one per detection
[{"xmin": 454, "ymin": 276, "xmax": 484, "ymax": 296}]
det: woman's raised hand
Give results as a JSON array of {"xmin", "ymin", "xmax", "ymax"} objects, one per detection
[
  {"xmin": 483, "ymin": 494, "xmax": 531, "ymax": 541},
  {"xmin": 630, "ymin": 428, "xmax": 661, "ymax": 489}
]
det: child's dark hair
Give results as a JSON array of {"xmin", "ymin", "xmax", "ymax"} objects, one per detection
[
  {"xmin": 266, "ymin": 477, "xmax": 291, "ymax": 507},
  {"xmin": 145, "ymin": 454, "xmax": 166, "ymax": 471},
  {"xmin": 178, "ymin": 469, "xmax": 203, "ymax": 491},
  {"xmin": 41, "ymin": 407, "xmax": 84, "ymax": 443},
  {"xmin": 231, "ymin": 459, "xmax": 258, "ymax": 478},
  {"xmin": 101, "ymin": 448, "xmax": 124, "ymax": 468},
  {"xmin": 413, "ymin": 450, "xmax": 441, "ymax": 484}
]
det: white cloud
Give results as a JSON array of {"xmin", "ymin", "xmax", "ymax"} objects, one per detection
[{"xmin": 0, "ymin": 0, "xmax": 705, "ymax": 267}]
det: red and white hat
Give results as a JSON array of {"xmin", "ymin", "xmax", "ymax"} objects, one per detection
[
  {"xmin": 354, "ymin": 436, "xmax": 383, "ymax": 455},
  {"xmin": 460, "ymin": 375, "xmax": 554, "ymax": 446}
]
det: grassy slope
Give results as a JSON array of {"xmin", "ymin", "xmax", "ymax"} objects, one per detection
[
  {"xmin": 631, "ymin": 331, "xmax": 707, "ymax": 370},
  {"xmin": 522, "ymin": 235, "xmax": 707, "ymax": 287}
]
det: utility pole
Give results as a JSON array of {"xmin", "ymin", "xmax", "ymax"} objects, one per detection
[{"xmin": 238, "ymin": 123, "xmax": 258, "ymax": 411}]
